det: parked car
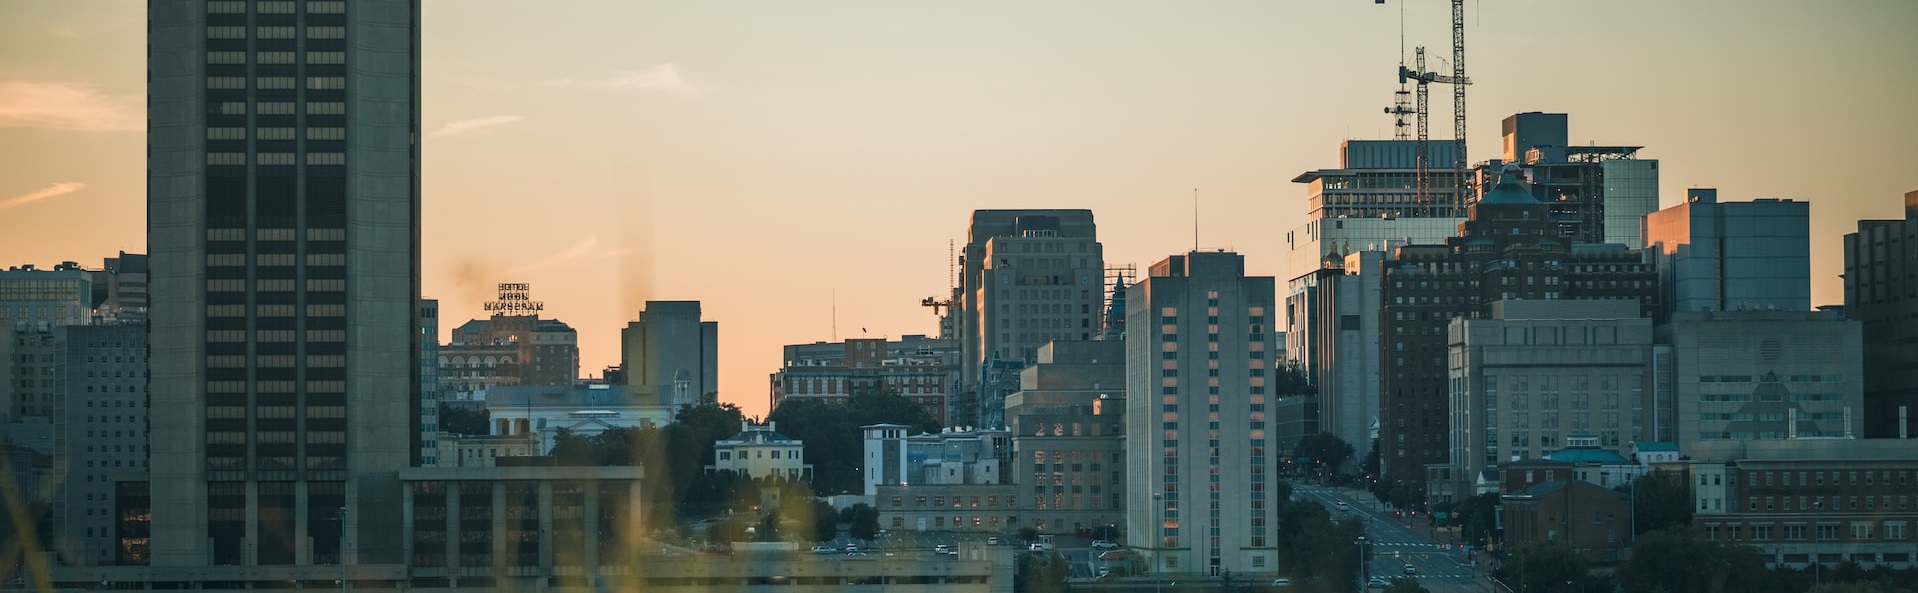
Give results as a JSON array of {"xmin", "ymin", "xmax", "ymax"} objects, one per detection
[
  {"xmin": 844, "ymin": 544, "xmax": 859, "ymax": 553},
  {"xmin": 934, "ymin": 544, "xmax": 950, "ymax": 554},
  {"xmin": 1271, "ymin": 577, "xmax": 1292, "ymax": 587},
  {"xmin": 1403, "ymin": 565, "xmax": 1418, "ymax": 575},
  {"xmin": 987, "ymin": 537, "xmax": 1000, "ymax": 545},
  {"xmin": 810, "ymin": 545, "xmax": 837, "ymax": 554},
  {"xmin": 1090, "ymin": 540, "xmax": 1120, "ymax": 550}
]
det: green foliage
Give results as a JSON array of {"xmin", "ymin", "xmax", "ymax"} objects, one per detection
[
  {"xmin": 1268, "ymin": 480, "xmax": 1368, "ymax": 590},
  {"xmin": 1015, "ymin": 551, "xmax": 1070, "ymax": 593},
  {"xmin": 1449, "ymin": 493, "xmax": 1499, "ymax": 547},
  {"xmin": 1612, "ymin": 528, "xmax": 1772, "ymax": 593},
  {"xmin": 808, "ymin": 499, "xmax": 839, "ymax": 543},
  {"xmin": 1017, "ymin": 526, "xmax": 1039, "ymax": 543},
  {"xmin": 765, "ymin": 387, "xmax": 941, "ymax": 495},
  {"xmin": 1503, "ymin": 542, "xmax": 1598, "ymax": 593},
  {"xmin": 839, "ymin": 503, "xmax": 881, "ymax": 541},
  {"xmin": 437, "ymin": 403, "xmax": 490, "ymax": 436},
  {"xmin": 1382, "ymin": 578, "xmax": 1432, "ymax": 593},
  {"xmin": 545, "ymin": 402, "xmax": 750, "ymax": 527},
  {"xmin": 1623, "ymin": 470, "xmax": 1693, "ymax": 535},
  {"xmin": 1274, "ymin": 362, "xmax": 1317, "ymax": 397},
  {"xmin": 1294, "ymin": 432, "xmax": 1356, "ymax": 473}
]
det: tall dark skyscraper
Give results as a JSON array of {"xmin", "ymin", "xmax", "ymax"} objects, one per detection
[{"xmin": 147, "ymin": 0, "xmax": 420, "ymax": 569}]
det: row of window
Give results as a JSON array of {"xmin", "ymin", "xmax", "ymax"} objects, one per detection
[
  {"xmin": 1704, "ymin": 521, "xmax": 1909, "ymax": 542},
  {"xmin": 889, "ymin": 495, "xmax": 1016, "ymax": 509},
  {"xmin": 206, "ymin": 152, "xmax": 346, "ymax": 166},
  {"xmin": 207, "ymin": 1, "xmax": 345, "ymax": 14},
  {"xmin": 206, "ymin": 26, "xmax": 345, "ymax": 39},
  {"xmin": 207, "ymin": 51, "xmax": 345, "ymax": 64},
  {"xmin": 208, "ymin": 126, "xmax": 345, "ymax": 140}
]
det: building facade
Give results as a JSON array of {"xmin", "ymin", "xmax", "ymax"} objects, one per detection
[
  {"xmin": 768, "ymin": 334, "xmax": 956, "ymax": 421},
  {"xmin": 1124, "ymin": 251, "xmax": 1279, "ymax": 577},
  {"xmin": 0, "ymin": 263, "xmax": 95, "ymax": 329},
  {"xmin": 1444, "ymin": 300, "xmax": 1655, "ymax": 503},
  {"xmin": 1379, "ymin": 171, "xmax": 1657, "ymax": 490},
  {"xmin": 1004, "ymin": 341, "xmax": 1127, "ymax": 537},
  {"xmin": 709, "ymin": 421, "xmax": 812, "ymax": 480},
  {"xmin": 1658, "ymin": 310, "xmax": 1864, "ymax": 452},
  {"xmin": 1844, "ymin": 190, "xmax": 1918, "ymax": 438},
  {"xmin": 1286, "ymin": 251, "xmax": 1388, "ymax": 455},
  {"xmin": 1685, "ymin": 440, "xmax": 1918, "ymax": 571},
  {"xmin": 145, "ymin": 0, "xmax": 421, "ymax": 570},
  {"xmin": 1491, "ymin": 112, "xmax": 1658, "ymax": 247},
  {"xmin": 1499, "ymin": 477, "xmax": 1633, "ymax": 563},
  {"xmin": 420, "ymin": 298, "xmax": 440, "ymax": 465},
  {"xmin": 620, "ymin": 301, "xmax": 718, "ymax": 409},
  {"xmin": 1645, "ymin": 189, "xmax": 1812, "ymax": 318},
  {"xmin": 957, "ymin": 210, "xmax": 1105, "ymax": 429}
]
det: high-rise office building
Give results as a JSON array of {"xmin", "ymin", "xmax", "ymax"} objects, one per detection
[
  {"xmin": 146, "ymin": 0, "xmax": 420, "ymax": 570},
  {"xmin": 54, "ymin": 323, "xmax": 150, "ymax": 566},
  {"xmin": 619, "ymin": 301, "xmax": 717, "ymax": 410},
  {"xmin": 1378, "ymin": 171, "xmax": 1656, "ymax": 495},
  {"xmin": 1124, "ymin": 251, "xmax": 1277, "ymax": 576},
  {"xmin": 1493, "ymin": 112, "xmax": 1658, "ymax": 247},
  {"xmin": 92, "ymin": 252, "xmax": 150, "ymax": 322},
  {"xmin": 1284, "ymin": 141, "xmax": 1464, "ymax": 457},
  {"xmin": 1645, "ymin": 189, "xmax": 1811, "ymax": 318},
  {"xmin": 419, "ymin": 299, "xmax": 439, "ymax": 465},
  {"xmin": 1843, "ymin": 190, "xmax": 1918, "ymax": 438},
  {"xmin": 1445, "ymin": 300, "xmax": 1656, "ymax": 502},
  {"xmin": 1004, "ymin": 340, "xmax": 1127, "ymax": 537},
  {"xmin": 957, "ymin": 210, "xmax": 1105, "ymax": 429},
  {"xmin": 1658, "ymin": 310, "xmax": 1863, "ymax": 452}
]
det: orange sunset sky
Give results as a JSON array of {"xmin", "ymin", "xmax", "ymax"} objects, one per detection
[{"xmin": 2, "ymin": 1, "xmax": 1914, "ymax": 420}]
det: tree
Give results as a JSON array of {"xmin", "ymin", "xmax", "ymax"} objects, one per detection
[
  {"xmin": 808, "ymin": 499, "xmax": 839, "ymax": 543},
  {"xmin": 1016, "ymin": 527, "xmax": 1039, "ymax": 544},
  {"xmin": 437, "ymin": 403, "xmax": 490, "ymax": 436},
  {"xmin": 1623, "ymin": 470, "xmax": 1693, "ymax": 535},
  {"xmin": 1015, "ymin": 551, "xmax": 1070, "ymax": 593},
  {"xmin": 1450, "ymin": 493, "xmax": 1499, "ymax": 548},
  {"xmin": 1383, "ymin": 578, "xmax": 1433, "ymax": 593},
  {"xmin": 1274, "ymin": 362, "xmax": 1317, "ymax": 397},
  {"xmin": 1502, "ymin": 542, "xmax": 1597, "ymax": 593},
  {"xmin": 1613, "ymin": 528, "xmax": 1777, "ymax": 593},
  {"xmin": 766, "ymin": 388, "xmax": 943, "ymax": 495},
  {"xmin": 1294, "ymin": 432, "xmax": 1356, "ymax": 474},
  {"xmin": 840, "ymin": 503, "xmax": 881, "ymax": 542}
]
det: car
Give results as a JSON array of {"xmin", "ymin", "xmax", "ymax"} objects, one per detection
[
  {"xmin": 844, "ymin": 544, "xmax": 859, "ymax": 553},
  {"xmin": 934, "ymin": 544, "xmax": 950, "ymax": 554},
  {"xmin": 1368, "ymin": 576, "xmax": 1391, "ymax": 588},
  {"xmin": 1271, "ymin": 577, "xmax": 1293, "ymax": 587},
  {"xmin": 987, "ymin": 537, "xmax": 1000, "ymax": 545},
  {"xmin": 810, "ymin": 545, "xmax": 837, "ymax": 554},
  {"xmin": 1403, "ymin": 565, "xmax": 1418, "ymax": 575},
  {"xmin": 1090, "ymin": 540, "xmax": 1120, "ymax": 550},
  {"xmin": 1029, "ymin": 543, "xmax": 1045, "ymax": 551},
  {"xmin": 1336, "ymin": 501, "xmax": 1350, "ymax": 510},
  {"xmin": 845, "ymin": 552, "xmax": 868, "ymax": 557}
]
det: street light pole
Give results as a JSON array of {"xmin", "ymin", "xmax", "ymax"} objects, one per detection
[
  {"xmin": 339, "ymin": 505, "xmax": 348, "ymax": 593},
  {"xmin": 1812, "ymin": 500, "xmax": 1822, "ymax": 588},
  {"xmin": 1152, "ymin": 493, "xmax": 1163, "ymax": 593},
  {"xmin": 1355, "ymin": 536, "xmax": 1369, "ymax": 592}
]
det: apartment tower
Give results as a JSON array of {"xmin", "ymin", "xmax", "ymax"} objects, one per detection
[
  {"xmin": 1124, "ymin": 251, "xmax": 1278, "ymax": 577},
  {"xmin": 147, "ymin": 0, "xmax": 420, "ymax": 569}
]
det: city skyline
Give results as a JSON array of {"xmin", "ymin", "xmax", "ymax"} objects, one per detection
[{"xmin": 3, "ymin": 2, "xmax": 1915, "ymax": 419}]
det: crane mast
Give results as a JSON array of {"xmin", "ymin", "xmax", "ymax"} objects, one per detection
[{"xmin": 1390, "ymin": 0, "xmax": 1470, "ymax": 217}]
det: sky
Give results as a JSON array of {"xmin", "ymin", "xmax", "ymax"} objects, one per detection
[{"xmin": 2, "ymin": 1, "xmax": 1914, "ymax": 420}]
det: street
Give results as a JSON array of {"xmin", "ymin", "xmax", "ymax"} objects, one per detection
[{"xmin": 1293, "ymin": 485, "xmax": 1498, "ymax": 593}]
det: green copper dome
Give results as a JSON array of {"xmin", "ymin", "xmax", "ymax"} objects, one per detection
[{"xmin": 1479, "ymin": 170, "xmax": 1538, "ymax": 205}]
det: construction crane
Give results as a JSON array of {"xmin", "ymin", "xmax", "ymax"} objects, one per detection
[{"xmin": 1389, "ymin": 0, "xmax": 1470, "ymax": 216}]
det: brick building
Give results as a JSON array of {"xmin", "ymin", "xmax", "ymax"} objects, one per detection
[{"xmin": 1686, "ymin": 440, "xmax": 1918, "ymax": 570}]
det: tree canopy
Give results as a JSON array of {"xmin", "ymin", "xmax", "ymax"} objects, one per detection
[{"xmin": 766, "ymin": 387, "xmax": 942, "ymax": 494}]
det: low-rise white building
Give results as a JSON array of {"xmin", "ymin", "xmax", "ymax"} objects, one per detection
[{"xmin": 709, "ymin": 421, "xmax": 811, "ymax": 480}]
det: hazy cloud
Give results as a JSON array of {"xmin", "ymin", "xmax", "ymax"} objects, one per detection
[
  {"xmin": 0, "ymin": 81, "xmax": 140, "ymax": 132},
  {"xmin": 430, "ymin": 115, "xmax": 526, "ymax": 138},
  {"xmin": 563, "ymin": 63, "xmax": 710, "ymax": 95},
  {"xmin": 503, "ymin": 235, "xmax": 629, "ymax": 276},
  {"xmin": 0, "ymin": 182, "xmax": 89, "ymax": 211}
]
